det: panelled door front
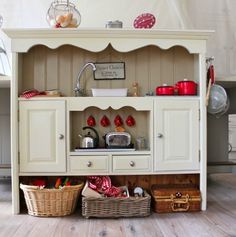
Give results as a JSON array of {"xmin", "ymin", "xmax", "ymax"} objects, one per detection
[
  {"xmin": 154, "ymin": 99, "xmax": 199, "ymax": 171},
  {"xmin": 19, "ymin": 100, "xmax": 66, "ymax": 172}
]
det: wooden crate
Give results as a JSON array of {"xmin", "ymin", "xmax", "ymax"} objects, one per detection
[{"xmin": 151, "ymin": 184, "xmax": 201, "ymax": 213}]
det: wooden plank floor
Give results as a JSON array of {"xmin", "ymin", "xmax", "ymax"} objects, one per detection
[{"xmin": 0, "ymin": 173, "xmax": 236, "ymax": 237}]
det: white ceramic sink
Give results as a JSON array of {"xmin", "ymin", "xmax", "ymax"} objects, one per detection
[{"xmin": 91, "ymin": 88, "xmax": 128, "ymax": 97}]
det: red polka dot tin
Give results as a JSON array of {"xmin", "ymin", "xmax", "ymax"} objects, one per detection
[{"xmin": 133, "ymin": 13, "xmax": 156, "ymax": 29}]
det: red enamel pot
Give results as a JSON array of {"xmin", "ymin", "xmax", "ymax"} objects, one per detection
[
  {"xmin": 156, "ymin": 84, "xmax": 175, "ymax": 95},
  {"xmin": 175, "ymin": 79, "xmax": 198, "ymax": 95}
]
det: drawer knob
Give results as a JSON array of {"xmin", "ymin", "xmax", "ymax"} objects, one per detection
[
  {"xmin": 129, "ymin": 161, "xmax": 135, "ymax": 167},
  {"xmin": 157, "ymin": 133, "xmax": 163, "ymax": 138},
  {"xmin": 59, "ymin": 134, "xmax": 64, "ymax": 139},
  {"xmin": 87, "ymin": 161, "xmax": 92, "ymax": 167}
]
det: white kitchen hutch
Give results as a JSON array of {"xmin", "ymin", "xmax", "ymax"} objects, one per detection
[{"xmin": 3, "ymin": 28, "xmax": 212, "ymax": 214}]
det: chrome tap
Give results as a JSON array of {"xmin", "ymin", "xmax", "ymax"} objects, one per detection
[{"xmin": 74, "ymin": 62, "xmax": 96, "ymax": 96}]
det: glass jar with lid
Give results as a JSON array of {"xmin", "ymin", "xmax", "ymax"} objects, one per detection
[{"xmin": 46, "ymin": 0, "xmax": 81, "ymax": 28}]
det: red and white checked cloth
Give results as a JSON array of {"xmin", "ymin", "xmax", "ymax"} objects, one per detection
[{"xmin": 20, "ymin": 89, "xmax": 46, "ymax": 99}]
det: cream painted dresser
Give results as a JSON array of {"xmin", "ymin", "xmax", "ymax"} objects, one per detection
[{"xmin": 3, "ymin": 28, "xmax": 212, "ymax": 214}]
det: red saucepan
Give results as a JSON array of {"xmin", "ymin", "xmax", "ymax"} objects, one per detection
[
  {"xmin": 175, "ymin": 79, "xmax": 198, "ymax": 95},
  {"xmin": 156, "ymin": 84, "xmax": 175, "ymax": 95}
]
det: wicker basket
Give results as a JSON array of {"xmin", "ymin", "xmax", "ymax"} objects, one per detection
[
  {"xmin": 20, "ymin": 182, "xmax": 84, "ymax": 217},
  {"xmin": 82, "ymin": 191, "xmax": 151, "ymax": 218}
]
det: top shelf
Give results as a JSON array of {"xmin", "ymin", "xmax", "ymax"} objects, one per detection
[{"xmin": 3, "ymin": 28, "xmax": 214, "ymax": 54}]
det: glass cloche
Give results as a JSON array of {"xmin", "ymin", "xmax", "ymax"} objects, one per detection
[{"xmin": 46, "ymin": 0, "xmax": 81, "ymax": 28}]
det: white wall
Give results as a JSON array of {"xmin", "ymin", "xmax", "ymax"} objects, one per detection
[
  {"xmin": 0, "ymin": 0, "xmax": 192, "ymax": 29},
  {"xmin": 187, "ymin": 0, "xmax": 236, "ymax": 80}
]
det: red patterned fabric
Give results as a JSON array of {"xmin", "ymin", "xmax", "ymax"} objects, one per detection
[
  {"xmin": 88, "ymin": 176, "xmax": 121, "ymax": 197},
  {"xmin": 133, "ymin": 13, "xmax": 156, "ymax": 29},
  {"xmin": 20, "ymin": 90, "xmax": 46, "ymax": 99}
]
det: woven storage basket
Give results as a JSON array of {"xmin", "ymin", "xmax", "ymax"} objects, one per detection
[
  {"xmin": 20, "ymin": 182, "xmax": 84, "ymax": 217},
  {"xmin": 82, "ymin": 191, "xmax": 151, "ymax": 218}
]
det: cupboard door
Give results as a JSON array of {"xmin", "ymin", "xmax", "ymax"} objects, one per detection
[
  {"xmin": 19, "ymin": 101, "xmax": 66, "ymax": 172},
  {"xmin": 154, "ymin": 100, "xmax": 199, "ymax": 171}
]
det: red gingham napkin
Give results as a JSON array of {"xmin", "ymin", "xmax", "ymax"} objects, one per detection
[{"xmin": 20, "ymin": 90, "xmax": 46, "ymax": 99}]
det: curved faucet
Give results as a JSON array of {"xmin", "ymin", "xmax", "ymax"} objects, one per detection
[{"xmin": 74, "ymin": 62, "xmax": 96, "ymax": 96}]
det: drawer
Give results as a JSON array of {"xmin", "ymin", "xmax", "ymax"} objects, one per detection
[
  {"xmin": 112, "ymin": 155, "xmax": 151, "ymax": 173},
  {"xmin": 69, "ymin": 156, "xmax": 109, "ymax": 173}
]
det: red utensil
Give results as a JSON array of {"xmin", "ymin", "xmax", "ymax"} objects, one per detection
[
  {"xmin": 87, "ymin": 115, "xmax": 96, "ymax": 127},
  {"xmin": 100, "ymin": 115, "xmax": 110, "ymax": 127},
  {"xmin": 126, "ymin": 115, "xmax": 135, "ymax": 127},
  {"xmin": 114, "ymin": 115, "xmax": 123, "ymax": 127}
]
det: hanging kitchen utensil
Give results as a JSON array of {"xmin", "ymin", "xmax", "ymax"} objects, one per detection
[
  {"xmin": 100, "ymin": 115, "xmax": 110, "ymax": 127},
  {"xmin": 207, "ymin": 84, "xmax": 228, "ymax": 116},
  {"xmin": 114, "ymin": 115, "xmax": 123, "ymax": 127},
  {"xmin": 206, "ymin": 57, "xmax": 215, "ymax": 106},
  {"xmin": 87, "ymin": 115, "xmax": 96, "ymax": 127},
  {"xmin": 126, "ymin": 115, "xmax": 135, "ymax": 127},
  {"xmin": 46, "ymin": 0, "xmax": 81, "ymax": 28},
  {"xmin": 206, "ymin": 57, "xmax": 229, "ymax": 117},
  {"xmin": 214, "ymin": 97, "xmax": 230, "ymax": 118}
]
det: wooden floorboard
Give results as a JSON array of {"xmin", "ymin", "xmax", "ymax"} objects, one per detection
[{"xmin": 0, "ymin": 174, "xmax": 236, "ymax": 237}]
